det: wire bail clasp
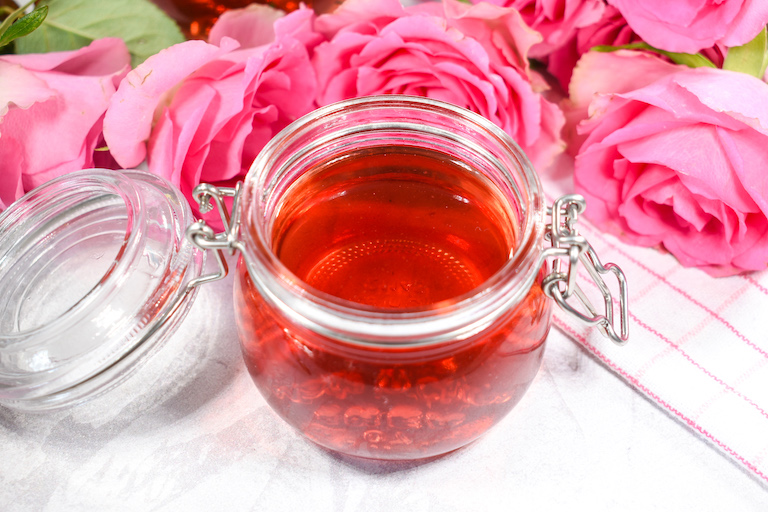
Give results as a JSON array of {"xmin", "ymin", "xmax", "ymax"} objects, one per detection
[
  {"xmin": 542, "ymin": 194, "xmax": 630, "ymax": 346},
  {"xmin": 184, "ymin": 183, "xmax": 244, "ymax": 286}
]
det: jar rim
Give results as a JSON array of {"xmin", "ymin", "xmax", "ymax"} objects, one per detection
[
  {"xmin": 0, "ymin": 171, "xmax": 144, "ymax": 340},
  {"xmin": 237, "ymin": 96, "xmax": 547, "ymax": 345}
]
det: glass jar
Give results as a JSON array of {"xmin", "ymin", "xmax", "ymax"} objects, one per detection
[
  {"xmin": 188, "ymin": 95, "xmax": 629, "ymax": 460},
  {"xmin": 0, "ymin": 96, "xmax": 627, "ymax": 460},
  {"xmin": 0, "ymin": 170, "xmax": 206, "ymax": 411}
]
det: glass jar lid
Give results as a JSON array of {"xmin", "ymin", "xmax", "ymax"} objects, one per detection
[{"xmin": 0, "ymin": 169, "xmax": 205, "ymax": 411}]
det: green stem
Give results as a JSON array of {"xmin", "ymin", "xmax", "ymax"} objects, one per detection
[{"xmin": 592, "ymin": 42, "xmax": 717, "ymax": 69}]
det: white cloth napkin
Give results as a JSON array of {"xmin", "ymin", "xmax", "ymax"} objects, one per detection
[{"xmin": 551, "ymin": 215, "xmax": 768, "ymax": 485}]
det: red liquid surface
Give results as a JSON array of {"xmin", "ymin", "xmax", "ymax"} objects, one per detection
[{"xmin": 235, "ymin": 145, "xmax": 551, "ymax": 459}]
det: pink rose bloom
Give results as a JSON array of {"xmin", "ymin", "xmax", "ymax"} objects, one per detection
[
  {"xmin": 312, "ymin": 0, "xmax": 565, "ymax": 172},
  {"xmin": 468, "ymin": 0, "xmax": 606, "ymax": 58},
  {"xmin": 573, "ymin": 60, "xmax": 768, "ymax": 275},
  {"xmin": 103, "ymin": 7, "xmax": 318, "ymax": 225},
  {"xmin": 607, "ymin": 0, "xmax": 768, "ymax": 53},
  {"xmin": 0, "ymin": 39, "xmax": 130, "ymax": 210},
  {"xmin": 547, "ymin": 5, "xmax": 639, "ymax": 89}
]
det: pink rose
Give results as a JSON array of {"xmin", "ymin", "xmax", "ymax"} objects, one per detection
[
  {"xmin": 0, "ymin": 39, "xmax": 130, "ymax": 210},
  {"xmin": 312, "ymin": 0, "xmax": 565, "ymax": 172},
  {"xmin": 573, "ymin": 62, "xmax": 768, "ymax": 275},
  {"xmin": 546, "ymin": 5, "xmax": 639, "ymax": 89},
  {"xmin": 103, "ymin": 8, "xmax": 318, "ymax": 225},
  {"xmin": 607, "ymin": 0, "xmax": 768, "ymax": 53},
  {"xmin": 468, "ymin": 0, "xmax": 606, "ymax": 58}
]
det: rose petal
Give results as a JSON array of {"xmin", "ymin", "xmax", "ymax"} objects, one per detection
[
  {"xmin": 668, "ymin": 69, "xmax": 768, "ymax": 137},
  {"xmin": 716, "ymin": 125, "xmax": 768, "ymax": 217},
  {"xmin": 502, "ymin": 0, "xmax": 606, "ymax": 57},
  {"xmin": 103, "ymin": 37, "xmax": 240, "ymax": 168},
  {"xmin": 0, "ymin": 61, "xmax": 54, "ymax": 117},
  {"xmin": 1, "ymin": 37, "xmax": 129, "ymax": 75},
  {"xmin": 315, "ymin": 0, "xmax": 406, "ymax": 36},
  {"xmin": 565, "ymin": 50, "xmax": 679, "ymax": 153},
  {"xmin": 209, "ymin": 4, "xmax": 284, "ymax": 49},
  {"xmin": 721, "ymin": 0, "xmax": 768, "ymax": 47},
  {"xmin": 569, "ymin": 50, "xmax": 679, "ymax": 113},
  {"xmin": 441, "ymin": 0, "xmax": 542, "ymax": 73},
  {"xmin": 0, "ymin": 137, "xmax": 24, "ymax": 211}
]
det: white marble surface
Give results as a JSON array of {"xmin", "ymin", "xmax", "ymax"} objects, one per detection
[{"xmin": 2, "ymin": 260, "xmax": 767, "ymax": 511}]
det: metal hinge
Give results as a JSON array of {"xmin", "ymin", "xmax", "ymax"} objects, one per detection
[{"xmin": 541, "ymin": 194, "xmax": 629, "ymax": 345}]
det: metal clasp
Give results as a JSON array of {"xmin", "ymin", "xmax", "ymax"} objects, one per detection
[
  {"xmin": 142, "ymin": 184, "xmax": 242, "ymax": 339},
  {"xmin": 541, "ymin": 195, "xmax": 629, "ymax": 346},
  {"xmin": 184, "ymin": 183, "xmax": 244, "ymax": 286}
]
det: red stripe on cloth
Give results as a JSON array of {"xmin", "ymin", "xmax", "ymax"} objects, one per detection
[
  {"xmin": 602, "ymin": 241, "xmax": 767, "ymax": 360},
  {"xmin": 553, "ymin": 318, "xmax": 768, "ymax": 485},
  {"xmin": 572, "ymin": 273, "xmax": 768, "ymax": 421},
  {"xmin": 744, "ymin": 274, "xmax": 768, "ymax": 297},
  {"xmin": 629, "ymin": 312, "xmax": 768, "ymax": 421}
]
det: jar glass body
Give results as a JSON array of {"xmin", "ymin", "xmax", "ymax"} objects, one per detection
[{"xmin": 232, "ymin": 96, "xmax": 552, "ymax": 460}]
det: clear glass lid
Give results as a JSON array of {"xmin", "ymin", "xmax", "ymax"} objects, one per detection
[{"xmin": 0, "ymin": 169, "xmax": 205, "ymax": 411}]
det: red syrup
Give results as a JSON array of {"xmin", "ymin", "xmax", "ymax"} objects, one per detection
[{"xmin": 234, "ymin": 145, "xmax": 551, "ymax": 459}]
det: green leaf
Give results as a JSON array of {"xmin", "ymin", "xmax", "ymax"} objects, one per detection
[
  {"xmin": 0, "ymin": 6, "xmax": 48, "ymax": 48},
  {"xmin": 592, "ymin": 42, "xmax": 717, "ymax": 69},
  {"xmin": 0, "ymin": 0, "xmax": 43, "ymax": 47},
  {"xmin": 723, "ymin": 27, "xmax": 768, "ymax": 78},
  {"xmin": 14, "ymin": 0, "xmax": 185, "ymax": 68}
]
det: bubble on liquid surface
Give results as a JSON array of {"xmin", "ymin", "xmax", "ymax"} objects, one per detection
[{"xmin": 305, "ymin": 239, "xmax": 483, "ymax": 307}]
